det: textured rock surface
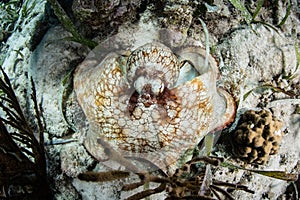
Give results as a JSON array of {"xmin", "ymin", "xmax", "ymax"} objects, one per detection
[{"xmin": 72, "ymin": 0, "xmax": 142, "ymax": 37}]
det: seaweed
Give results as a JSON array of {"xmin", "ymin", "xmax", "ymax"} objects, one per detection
[
  {"xmin": 79, "ymin": 154, "xmax": 297, "ymax": 199},
  {"xmin": 221, "ymin": 161, "xmax": 298, "ymax": 182},
  {"xmin": 78, "ymin": 133, "xmax": 297, "ymax": 199},
  {"xmin": 47, "ymin": 0, "xmax": 98, "ymax": 49},
  {"xmin": 0, "ymin": 66, "xmax": 52, "ymax": 199},
  {"xmin": 79, "ymin": 156, "xmax": 254, "ymax": 200},
  {"xmin": 228, "ymin": 0, "xmax": 292, "ymax": 31},
  {"xmin": 78, "ymin": 136, "xmax": 253, "ymax": 199},
  {"xmin": 0, "ymin": 0, "xmax": 22, "ymax": 42}
]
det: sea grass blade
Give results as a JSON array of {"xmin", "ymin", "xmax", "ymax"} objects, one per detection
[{"xmin": 221, "ymin": 161, "xmax": 298, "ymax": 181}]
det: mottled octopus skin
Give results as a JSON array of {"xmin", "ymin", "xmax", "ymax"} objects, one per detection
[{"xmin": 74, "ymin": 42, "xmax": 235, "ymax": 174}]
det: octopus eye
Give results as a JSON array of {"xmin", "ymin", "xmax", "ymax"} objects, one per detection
[
  {"xmin": 134, "ymin": 76, "xmax": 147, "ymax": 94},
  {"xmin": 151, "ymin": 79, "xmax": 164, "ymax": 95}
]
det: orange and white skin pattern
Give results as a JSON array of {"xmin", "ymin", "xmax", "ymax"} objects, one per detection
[{"xmin": 74, "ymin": 42, "xmax": 234, "ymax": 174}]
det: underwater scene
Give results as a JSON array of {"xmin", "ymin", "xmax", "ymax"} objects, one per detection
[{"xmin": 0, "ymin": 0, "xmax": 299, "ymax": 199}]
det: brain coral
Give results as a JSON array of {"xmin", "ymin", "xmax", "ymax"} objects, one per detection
[{"xmin": 231, "ymin": 110, "xmax": 284, "ymax": 164}]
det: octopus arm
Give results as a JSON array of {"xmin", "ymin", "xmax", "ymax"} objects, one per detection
[
  {"xmin": 154, "ymin": 75, "xmax": 213, "ymax": 173},
  {"xmin": 74, "ymin": 53, "xmax": 133, "ymax": 161}
]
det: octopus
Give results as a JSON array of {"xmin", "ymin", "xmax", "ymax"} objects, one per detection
[{"xmin": 74, "ymin": 42, "xmax": 236, "ymax": 174}]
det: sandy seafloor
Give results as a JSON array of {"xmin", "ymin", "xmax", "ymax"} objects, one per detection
[{"xmin": 1, "ymin": 0, "xmax": 300, "ymax": 199}]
